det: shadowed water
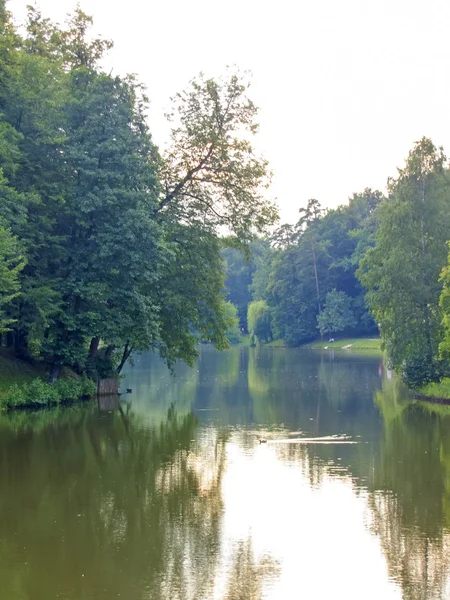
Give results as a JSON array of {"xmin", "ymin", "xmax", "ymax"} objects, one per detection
[{"xmin": 1, "ymin": 347, "xmax": 450, "ymax": 599}]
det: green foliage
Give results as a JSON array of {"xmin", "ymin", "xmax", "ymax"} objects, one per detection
[
  {"xmin": 222, "ymin": 238, "xmax": 273, "ymax": 330},
  {"xmin": 247, "ymin": 300, "xmax": 272, "ymax": 345},
  {"xmin": 401, "ymin": 356, "xmax": 444, "ymax": 389},
  {"xmin": 358, "ymin": 138, "xmax": 450, "ymax": 386},
  {"xmin": 439, "ymin": 244, "xmax": 450, "ymax": 361},
  {"xmin": 222, "ymin": 247, "xmax": 254, "ymax": 329},
  {"xmin": 0, "ymin": 5, "xmax": 278, "ymax": 379},
  {"xmin": 317, "ymin": 290, "xmax": 356, "ymax": 336},
  {"xmin": 223, "ymin": 301, "xmax": 241, "ymax": 344},
  {"xmin": 420, "ymin": 377, "xmax": 450, "ymax": 400},
  {"xmin": 159, "ymin": 70, "xmax": 278, "ymax": 242},
  {"xmin": 267, "ymin": 195, "xmax": 381, "ymax": 346},
  {"xmin": 0, "ymin": 222, "xmax": 25, "ymax": 332},
  {"xmin": 1, "ymin": 376, "xmax": 95, "ymax": 409}
]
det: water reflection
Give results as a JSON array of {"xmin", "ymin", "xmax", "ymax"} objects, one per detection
[
  {"xmin": 370, "ymin": 375, "xmax": 450, "ymax": 600},
  {"xmin": 0, "ymin": 403, "xmax": 225, "ymax": 599},
  {"xmin": 1, "ymin": 348, "xmax": 450, "ymax": 599}
]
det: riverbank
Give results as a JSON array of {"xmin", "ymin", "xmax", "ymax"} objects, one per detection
[
  {"xmin": 303, "ymin": 338, "xmax": 382, "ymax": 350},
  {"xmin": 0, "ymin": 350, "xmax": 49, "ymax": 396},
  {"xmin": 0, "ymin": 350, "xmax": 95, "ymax": 410},
  {"xmin": 417, "ymin": 378, "xmax": 450, "ymax": 401},
  {"xmin": 245, "ymin": 337, "xmax": 383, "ymax": 350}
]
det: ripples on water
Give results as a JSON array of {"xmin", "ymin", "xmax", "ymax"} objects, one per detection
[{"xmin": 1, "ymin": 347, "xmax": 450, "ymax": 599}]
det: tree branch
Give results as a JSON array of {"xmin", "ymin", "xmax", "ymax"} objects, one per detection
[{"xmin": 157, "ymin": 144, "xmax": 215, "ymax": 212}]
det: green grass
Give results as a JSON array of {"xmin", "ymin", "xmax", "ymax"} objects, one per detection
[
  {"xmin": 0, "ymin": 349, "xmax": 93, "ymax": 410},
  {"xmin": 418, "ymin": 378, "xmax": 450, "ymax": 400},
  {"xmin": 303, "ymin": 337, "xmax": 382, "ymax": 351},
  {"xmin": 264, "ymin": 338, "xmax": 287, "ymax": 347},
  {"xmin": 0, "ymin": 349, "xmax": 50, "ymax": 397},
  {"xmin": 234, "ymin": 335, "xmax": 251, "ymax": 347}
]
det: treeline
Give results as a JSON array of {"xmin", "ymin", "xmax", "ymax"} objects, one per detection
[
  {"xmin": 0, "ymin": 2, "xmax": 276, "ymax": 380},
  {"xmin": 224, "ymin": 190, "xmax": 381, "ymax": 344},
  {"xmin": 224, "ymin": 139, "xmax": 450, "ymax": 389}
]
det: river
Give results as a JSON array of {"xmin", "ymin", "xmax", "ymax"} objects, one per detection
[{"xmin": 1, "ymin": 347, "xmax": 450, "ymax": 600}]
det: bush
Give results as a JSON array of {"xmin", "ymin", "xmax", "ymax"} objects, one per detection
[
  {"xmin": 401, "ymin": 355, "xmax": 445, "ymax": 389},
  {"xmin": 79, "ymin": 377, "xmax": 97, "ymax": 397},
  {"xmin": 2, "ymin": 384, "xmax": 26, "ymax": 408},
  {"xmin": 0, "ymin": 376, "xmax": 96, "ymax": 410},
  {"xmin": 27, "ymin": 378, "xmax": 61, "ymax": 405}
]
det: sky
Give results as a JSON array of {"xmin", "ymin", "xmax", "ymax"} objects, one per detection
[{"xmin": 8, "ymin": 0, "xmax": 450, "ymax": 223}]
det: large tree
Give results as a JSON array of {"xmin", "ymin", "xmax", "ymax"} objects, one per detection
[
  {"xmin": 358, "ymin": 138, "xmax": 450, "ymax": 385},
  {"xmin": 158, "ymin": 71, "xmax": 278, "ymax": 241},
  {"xmin": 0, "ymin": 221, "xmax": 25, "ymax": 333}
]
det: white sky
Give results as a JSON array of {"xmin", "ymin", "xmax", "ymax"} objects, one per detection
[{"xmin": 8, "ymin": 0, "xmax": 450, "ymax": 223}]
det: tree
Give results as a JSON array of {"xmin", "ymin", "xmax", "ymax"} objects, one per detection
[
  {"xmin": 154, "ymin": 224, "xmax": 236, "ymax": 367},
  {"xmin": 0, "ymin": 221, "xmax": 25, "ymax": 333},
  {"xmin": 247, "ymin": 300, "xmax": 272, "ymax": 344},
  {"xmin": 50, "ymin": 69, "xmax": 163, "ymax": 377},
  {"xmin": 222, "ymin": 238, "xmax": 274, "ymax": 330},
  {"xmin": 358, "ymin": 138, "xmax": 450, "ymax": 386},
  {"xmin": 223, "ymin": 301, "xmax": 241, "ymax": 344},
  {"xmin": 268, "ymin": 202, "xmax": 331, "ymax": 345},
  {"xmin": 295, "ymin": 199, "xmax": 325, "ymax": 312},
  {"xmin": 158, "ymin": 71, "xmax": 278, "ymax": 242},
  {"xmin": 438, "ymin": 245, "xmax": 450, "ymax": 361},
  {"xmin": 222, "ymin": 246, "xmax": 254, "ymax": 329},
  {"xmin": 317, "ymin": 290, "xmax": 356, "ymax": 337}
]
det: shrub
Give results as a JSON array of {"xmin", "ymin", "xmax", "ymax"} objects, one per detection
[
  {"xmin": 0, "ymin": 376, "xmax": 96, "ymax": 410},
  {"xmin": 2, "ymin": 384, "xmax": 26, "ymax": 408},
  {"xmin": 27, "ymin": 378, "xmax": 61, "ymax": 405},
  {"xmin": 401, "ymin": 356, "xmax": 445, "ymax": 389},
  {"xmin": 79, "ymin": 377, "xmax": 97, "ymax": 397}
]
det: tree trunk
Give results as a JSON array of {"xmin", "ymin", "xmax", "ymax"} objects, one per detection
[
  {"xmin": 312, "ymin": 239, "xmax": 321, "ymax": 313},
  {"xmin": 116, "ymin": 341, "xmax": 132, "ymax": 374},
  {"xmin": 49, "ymin": 363, "xmax": 62, "ymax": 384},
  {"xmin": 87, "ymin": 336, "xmax": 100, "ymax": 362},
  {"xmin": 104, "ymin": 344, "xmax": 115, "ymax": 360},
  {"xmin": 14, "ymin": 330, "xmax": 27, "ymax": 359},
  {"xmin": 6, "ymin": 330, "xmax": 14, "ymax": 348}
]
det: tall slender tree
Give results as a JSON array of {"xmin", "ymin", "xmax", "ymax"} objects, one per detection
[{"xmin": 358, "ymin": 138, "xmax": 450, "ymax": 385}]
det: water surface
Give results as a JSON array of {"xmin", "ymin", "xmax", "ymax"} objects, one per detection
[{"xmin": 1, "ymin": 347, "xmax": 450, "ymax": 600}]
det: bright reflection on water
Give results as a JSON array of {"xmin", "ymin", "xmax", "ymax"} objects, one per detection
[{"xmin": 1, "ymin": 347, "xmax": 450, "ymax": 599}]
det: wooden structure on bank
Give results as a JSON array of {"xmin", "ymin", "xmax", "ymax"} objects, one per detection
[{"xmin": 97, "ymin": 378, "xmax": 119, "ymax": 396}]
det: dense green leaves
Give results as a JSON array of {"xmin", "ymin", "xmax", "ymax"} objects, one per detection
[
  {"xmin": 247, "ymin": 300, "xmax": 272, "ymax": 345},
  {"xmin": 358, "ymin": 139, "xmax": 450, "ymax": 385},
  {"xmin": 0, "ymin": 5, "xmax": 277, "ymax": 379},
  {"xmin": 223, "ymin": 193, "xmax": 381, "ymax": 347},
  {"xmin": 0, "ymin": 221, "xmax": 25, "ymax": 333},
  {"xmin": 317, "ymin": 290, "xmax": 356, "ymax": 337}
]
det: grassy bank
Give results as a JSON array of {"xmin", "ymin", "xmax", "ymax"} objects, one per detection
[
  {"xmin": 0, "ymin": 349, "xmax": 49, "ymax": 396},
  {"xmin": 417, "ymin": 379, "xmax": 450, "ymax": 401},
  {"xmin": 251, "ymin": 337, "xmax": 382, "ymax": 350},
  {"xmin": 303, "ymin": 337, "xmax": 382, "ymax": 351},
  {"xmin": 0, "ymin": 350, "xmax": 96, "ymax": 410},
  {"xmin": 264, "ymin": 339, "xmax": 287, "ymax": 347}
]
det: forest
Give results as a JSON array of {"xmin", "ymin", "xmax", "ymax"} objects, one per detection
[{"xmin": 2, "ymin": 1, "xmax": 450, "ymax": 404}]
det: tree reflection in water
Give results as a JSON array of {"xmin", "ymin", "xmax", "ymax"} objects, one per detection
[
  {"xmin": 242, "ymin": 348, "xmax": 450, "ymax": 600},
  {"xmin": 223, "ymin": 539, "xmax": 280, "ymax": 600},
  {"xmin": 368, "ymin": 376, "xmax": 450, "ymax": 600},
  {"xmin": 4, "ymin": 348, "xmax": 450, "ymax": 600},
  {"xmin": 0, "ymin": 402, "xmax": 229, "ymax": 600}
]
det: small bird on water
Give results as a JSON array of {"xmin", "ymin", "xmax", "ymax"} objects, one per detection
[{"xmin": 258, "ymin": 438, "xmax": 267, "ymax": 444}]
